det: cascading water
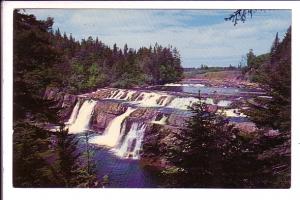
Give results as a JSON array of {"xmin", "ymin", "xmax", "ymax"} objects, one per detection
[
  {"xmin": 90, "ymin": 107, "xmax": 136, "ymax": 147},
  {"xmin": 66, "ymin": 100, "xmax": 81, "ymax": 125},
  {"xmin": 68, "ymin": 100, "xmax": 97, "ymax": 133},
  {"xmin": 82, "ymin": 88, "xmax": 236, "ymax": 160},
  {"xmin": 113, "ymin": 90, "xmax": 126, "ymax": 99},
  {"xmin": 108, "ymin": 89, "xmax": 172, "ymax": 107},
  {"xmin": 151, "ymin": 115, "xmax": 168, "ymax": 125},
  {"xmin": 136, "ymin": 92, "xmax": 165, "ymax": 107},
  {"xmin": 167, "ymin": 97, "xmax": 199, "ymax": 110},
  {"xmin": 114, "ymin": 122, "xmax": 147, "ymax": 159},
  {"xmin": 217, "ymin": 100, "xmax": 232, "ymax": 107}
]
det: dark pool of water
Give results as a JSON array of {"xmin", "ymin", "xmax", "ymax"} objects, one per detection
[{"xmin": 76, "ymin": 132, "xmax": 159, "ymax": 188}]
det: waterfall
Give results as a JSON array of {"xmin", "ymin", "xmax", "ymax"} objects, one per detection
[
  {"xmin": 136, "ymin": 92, "xmax": 162, "ymax": 107},
  {"xmin": 167, "ymin": 97, "xmax": 199, "ymax": 110},
  {"xmin": 151, "ymin": 115, "xmax": 168, "ymax": 125},
  {"xmin": 68, "ymin": 100, "xmax": 97, "ymax": 133},
  {"xmin": 108, "ymin": 89, "xmax": 171, "ymax": 107},
  {"xmin": 66, "ymin": 100, "xmax": 81, "ymax": 125},
  {"xmin": 109, "ymin": 89, "xmax": 120, "ymax": 98},
  {"xmin": 166, "ymin": 97, "xmax": 232, "ymax": 110},
  {"xmin": 124, "ymin": 91, "xmax": 136, "ymax": 101},
  {"xmin": 114, "ymin": 122, "xmax": 147, "ymax": 159},
  {"xmin": 203, "ymin": 98, "xmax": 214, "ymax": 105},
  {"xmin": 164, "ymin": 83, "xmax": 205, "ymax": 87},
  {"xmin": 90, "ymin": 107, "xmax": 136, "ymax": 147},
  {"xmin": 217, "ymin": 100, "xmax": 232, "ymax": 107},
  {"xmin": 113, "ymin": 90, "xmax": 126, "ymax": 99},
  {"xmin": 222, "ymin": 109, "xmax": 247, "ymax": 117}
]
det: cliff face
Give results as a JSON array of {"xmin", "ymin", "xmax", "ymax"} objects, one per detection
[
  {"xmin": 44, "ymin": 87, "xmax": 77, "ymax": 121},
  {"xmin": 90, "ymin": 100, "xmax": 126, "ymax": 132}
]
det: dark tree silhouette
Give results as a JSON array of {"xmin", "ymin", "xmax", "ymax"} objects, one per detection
[{"xmin": 225, "ymin": 9, "xmax": 257, "ymax": 25}]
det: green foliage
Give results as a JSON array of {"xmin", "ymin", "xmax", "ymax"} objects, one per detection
[
  {"xmin": 169, "ymin": 99, "xmax": 253, "ymax": 187},
  {"xmin": 54, "ymin": 125, "xmax": 81, "ymax": 187},
  {"xmin": 13, "ymin": 10, "xmax": 62, "ymax": 122},
  {"xmin": 13, "ymin": 10, "xmax": 98, "ymax": 187},
  {"xmin": 242, "ymin": 51, "xmax": 270, "ymax": 82},
  {"xmin": 245, "ymin": 27, "xmax": 291, "ymax": 132},
  {"xmin": 13, "ymin": 122, "xmax": 56, "ymax": 187},
  {"xmin": 14, "ymin": 10, "xmax": 184, "ymax": 94},
  {"xmin": 13, "ymin": 123, "xmax": 99, "ymax": 187},
  {"xmin": 49, "ymin": 126, "xmax": 97, "ymax": 187},
  {"xmin": 243, "ymin": 28, "xmax": 291, "ymax": 187},
  {"xmin": 163, "ymin": 97, "xmax": 290, "ymax": 188}
]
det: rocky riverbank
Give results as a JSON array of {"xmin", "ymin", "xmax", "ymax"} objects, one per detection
[{"xmin": 43, "ymin": 86, "xmax": 259, "ymax": 170}]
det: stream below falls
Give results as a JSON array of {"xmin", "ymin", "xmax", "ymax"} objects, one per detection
[{"xmin": 63, "ymin": 83, "xmax": 263, "ymax": 187}]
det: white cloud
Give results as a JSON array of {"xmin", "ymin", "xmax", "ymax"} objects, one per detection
[{"xmin": 25, "ymin": 9, "xmax": 291, "ymax": 67}]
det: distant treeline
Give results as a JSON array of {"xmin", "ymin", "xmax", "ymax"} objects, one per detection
[
  {"xmin": 184, "ymin": 66, "xmax": 238, "ymax": 72},
  {"xmin": 14, "ymin": 9, "xmax": 183, "ymax": 96}
]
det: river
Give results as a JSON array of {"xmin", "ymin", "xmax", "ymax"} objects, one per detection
[
  {"xmin": 67, "ymin": 83, "xmax": 262, "ymax": 188},
  {"xmin": 76, "ymin": 132, "xmax": 159, "ymax": 188}
]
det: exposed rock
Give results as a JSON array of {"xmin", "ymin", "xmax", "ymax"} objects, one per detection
[
  {"xmin": 89, "ymin": 88, "xmax": 113, "ymax": 99},
  {"xmin": 129, "ymin": 108, "xmax": 157, "ymax": 120},
  {"xmin": 44, "ymin": 87, "xmax": 60, "ymax": 100},
  {"xmin": 90, "ymin": 101, "xmax": 126, "ymax": 132},
  {"xmin": 232, "ymin": 122, "xmax": 257, "ymax": 134},
  {"xmin": 168, "ymin": 113, "xmax": 188, "ymax": 127},
  {"xmin": 93, "ymin": 100, "xmax": 126, "ymax": 115},
  {"xmin": 91, "ymin": 112, "xmax": 117, "ymax": 132},
  {"xmin": 43, "ymin": 87, "xmax": 78, "ymax": 121}
]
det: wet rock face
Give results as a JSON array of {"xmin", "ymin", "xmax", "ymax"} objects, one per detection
[
  {"xmin": 91, "ymin": 112, "xmax": 117, "ymax": 133},
  {"xmin": 88, "ymin": 89, "xmax": 112, "ymax": 99},
  {"xmin": 90, "ymin": 101, "xmax": 126, "ymax": 132},
  {"xmin": 93, "ymin": 100, "xmax": 126, "ymax": 115},
  {"xmin": 43, "ymin": 87, "xmax": 77, "ymax": 121},
  {"xmin": 129, "ymin": 108, "xmax": 157, "ymax": 121}
]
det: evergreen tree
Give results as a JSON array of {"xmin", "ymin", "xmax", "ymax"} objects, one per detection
[
  {"xmin": 244, "ymin": 27, "xmax": 291, "ymax": 188},
  {"xmin": 170, "ymin": 97, "xmax": 254, "ymax": 187},
  {"xmin": 13, "ymin": 122, "xmax": 56, "ymax": 187},
  {"xmin": 245, "ymin": 27, "xmax": 291, "ymax": 132},
  {"xmin": 270, "ymin": 32, "xmax": 280, "ymax": 56},
  {"xmin": 54, "ymin": 125, "xmax": 81, "ymax": 187}
]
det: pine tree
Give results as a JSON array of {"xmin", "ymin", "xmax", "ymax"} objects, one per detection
[
  {"xmin": 245, "ymin": 27, "xmax": 291, "ymax": 132},
  {"xmin": 54, "ymin": 125, "xmax": 81, "ymax": 187},
  {"xmin": 13, "ymin": 122, "xmax": 56, "ymax": 187},
  {"xmin": 170, "ymin": 96, "xmax": 251, "ymax": 187},
  {"xmin": 270, "ymin": 32, "xmax": 280, "ymax": 56},
  {"xmin": 244, "ymin": 27, "xmax": 291, "ymax": 188},
  {"xmin": 53, "ymin": 125, "xmax": 98, "ymax": 187}
]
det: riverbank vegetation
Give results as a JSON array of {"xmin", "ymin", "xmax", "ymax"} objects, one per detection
[
  {"xmin": 12, "ymin": 9, "xmax": 291, "ymax": 188},
  {"xmin": 158, "ymin": 25, "xmax": 291, "ymax": 188},
  {"xmin": 13, "ymin": 9, "xmax": 183, "ymax": 187}
]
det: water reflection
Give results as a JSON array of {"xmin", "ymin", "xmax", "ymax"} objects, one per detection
[{"xmin": 149, "ymin": 85, "xmax": 248, "ymax": 95}]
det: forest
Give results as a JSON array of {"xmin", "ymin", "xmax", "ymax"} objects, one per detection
[{"xmin": 13, "ymin": 9, "xmax": 291, "ymax": 188}]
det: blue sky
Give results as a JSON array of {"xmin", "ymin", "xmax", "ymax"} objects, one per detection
[{"xmin": 25, "ymin": 9, "xmax": 291, "ymax": 68}]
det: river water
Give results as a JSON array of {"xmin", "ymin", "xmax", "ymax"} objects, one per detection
[
  {"xmin": 70, "ymin": 83, "xmax": 261, "ymax": 188},
  {"xmin": 76, "ymin": 132, "xmax": 159, "ymax": 188},
  {"xmin": 146, "ymin": 83, "xmax": 264, "ymax": 96}
]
